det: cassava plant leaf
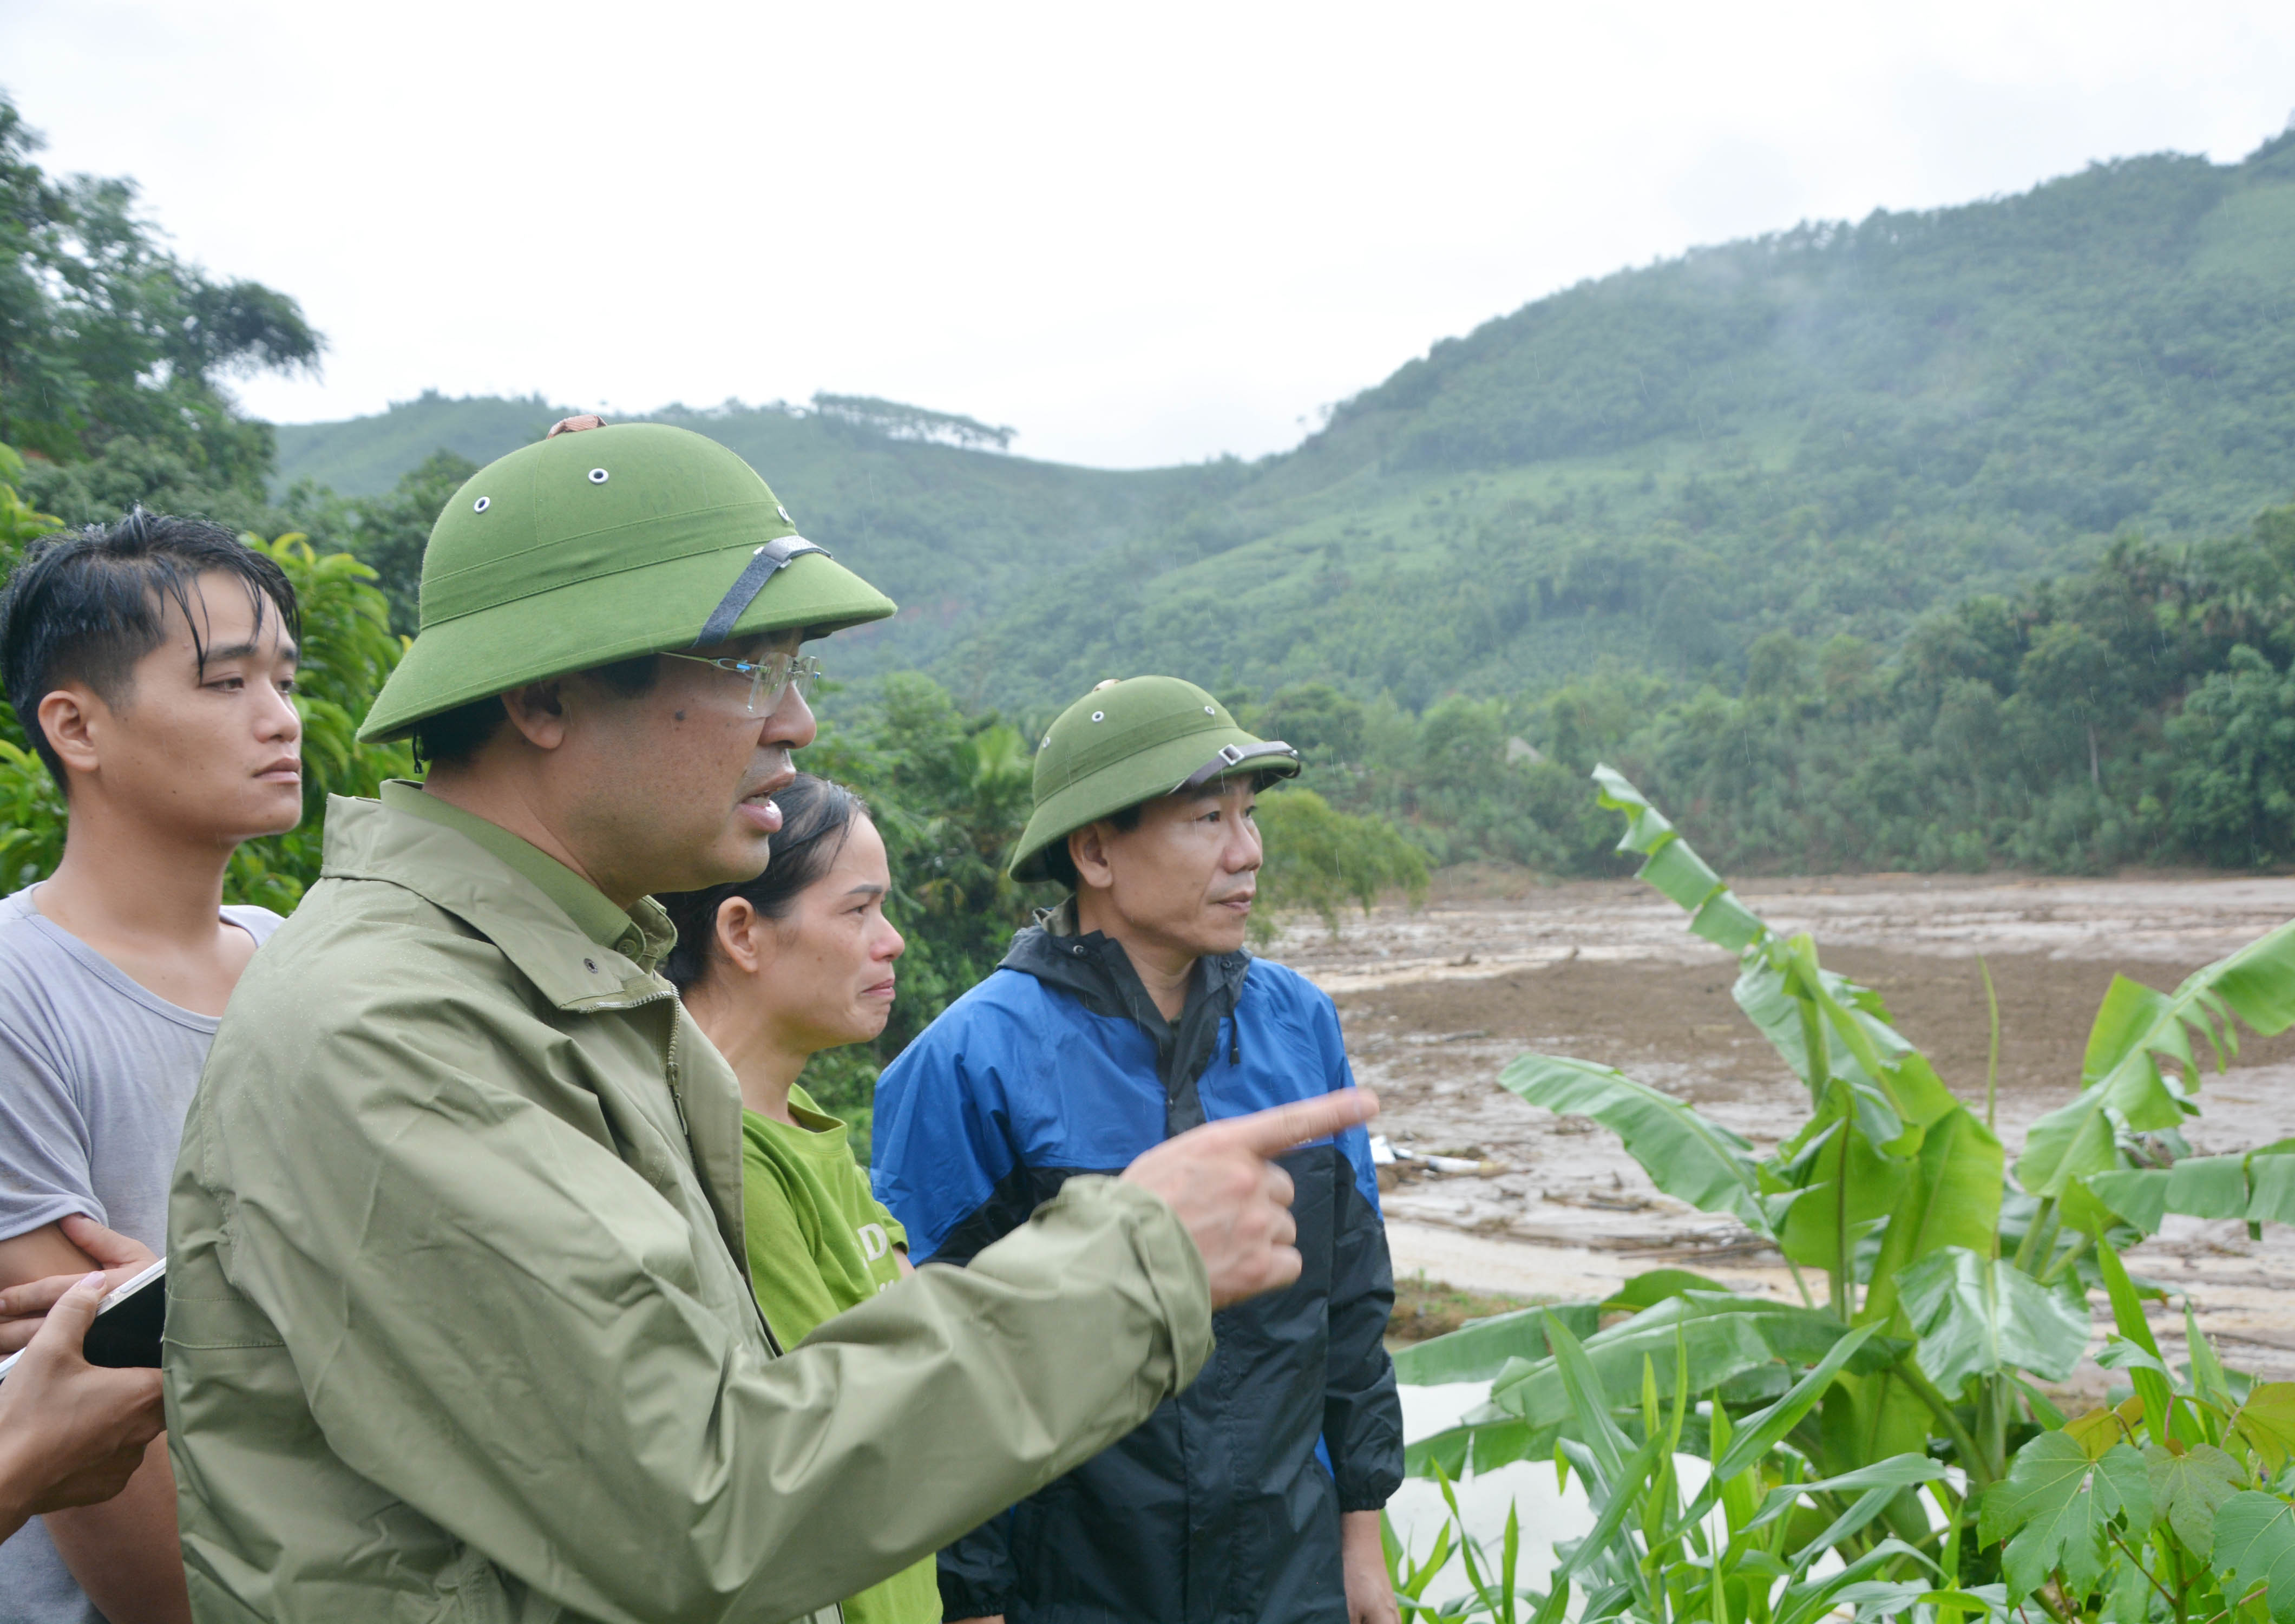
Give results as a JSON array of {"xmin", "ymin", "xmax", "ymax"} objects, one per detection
[
  {"xmin": 2063, "ymin": 1400, "xmax": 2143, "ymax": 1459},
  {"xmin": 2233, "ymin": 1384, "xmax": 2295, "ymax": 1475},
  {"xmin": 2145, "ymin": 1442, "xmax": 2246, "ymax": 1555},
  {"xmin": 2213, "ymin": 1490, "xmax": 2295, "ymax": 1624},
  {"xmin": 1979, "ymin": 1434, "xmax": 2152, "ymax": 1601}
]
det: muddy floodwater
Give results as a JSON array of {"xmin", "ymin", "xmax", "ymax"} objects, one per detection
[{"xmin": 1268, "ymin": 869, "xmax": 2295, "ymax": 1394}]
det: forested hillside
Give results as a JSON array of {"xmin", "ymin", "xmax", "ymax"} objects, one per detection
[
  {"xmin": 965, "ymin": 135, "xmax": 2295, "ymax": 707},
  {"xmin": 277, "ymin": 131, "xmax": 2295, "ymax": 715}
]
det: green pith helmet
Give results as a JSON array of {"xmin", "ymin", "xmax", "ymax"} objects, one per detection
[
  {"xmin": 358, "ymin": 423, "xmax": 896, "ymax": 742},
  {"xmin": 1008, "ymin": 676, "xmax": 1301, "ymax": 883}
]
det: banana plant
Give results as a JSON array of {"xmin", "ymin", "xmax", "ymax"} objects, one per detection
[{"xmin": 1489, "ymin": 770, "xmax": 2053, "ymax": 1497}]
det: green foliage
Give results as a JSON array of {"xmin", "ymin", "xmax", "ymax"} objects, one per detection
[
  {"xmin": 2086, "ymin": 1142, "xmax": 2295, "ymax": 1235},
  {"xmin": 3, "ymin": 94, "xmax": 318, "ymax": 532},
  {"xmin": 1497, "ymin": 1056, "xmax": 1774, "ymax": 1232},
  {"xmin": 1978, "ymin": 1433, "xmax": 2149, "ymax": 1599},
  {"xmin": 810, "ymin": 391, "xmax": 1014, "ymax": 452},
  {"xmin": 2215, "ymin": 1493, "xmax": 2295, "ymax": 1624},
  {"xmin": 2016, "ymin": 924, "xmax": 2295, "ymax": 1199},
  {"xmin": 285, "ymin": 448, "xmax": 480, "ymax": 633},
  {"xmin": 1249, "ymin": 787, "xmax": 1427, "ymax": 940},
  {"xmin": 1896, "ymin": 1248, "xmax": 2090, "ymax": 1392},
  {"xmin": 1973, "ymin": 1254, "xmax": 2295, "ymax": 1621},
  {"xmin": 1387, "ymin": 1312, "xmax": 1985, "ymax": 1623}
]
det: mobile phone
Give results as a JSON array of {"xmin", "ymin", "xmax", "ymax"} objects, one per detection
[{"xmin": 0, "ymin": 1257, "xmax": 166, "ymax": 1383}]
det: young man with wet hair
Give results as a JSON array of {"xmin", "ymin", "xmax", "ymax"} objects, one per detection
[
  {"xmin": 0, "ymin": 512, "xmax": 305, "ymax": 1624},
  {"xmin": 162, "ymin": 421, "xmax": 1375, "ymax": 1623},
  {"xmin": 873, "ymin": 676, "xmax": 1404, "ymax": 1624}
]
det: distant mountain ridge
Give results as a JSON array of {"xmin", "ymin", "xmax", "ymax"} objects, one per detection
[{"xmin": 274, "ymin": 132, "xmax": 2295, "ymax": 712}]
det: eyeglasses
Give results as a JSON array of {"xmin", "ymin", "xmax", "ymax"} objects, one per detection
[{"xmin": 658, "ymin": 648, "xmax": 823, "ymax": 715}]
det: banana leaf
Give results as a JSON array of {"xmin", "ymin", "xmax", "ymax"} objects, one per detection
[
  {"xmin": 1858, "ymin": 1105, "xmax": 2007, "ymax": 1330},
  {"xmin": 1403, "ymin": 1411, "xmax": 1560, "ymax": 1479},
  {"xmin": 1391, "ymin": 1301, "xmax": 1602, "ymax": 1386},
  {"xmin": 2018, "ymin": 922, "xmax": 2295, "ymax": 1197},
  {"xmin": 1485, "ymin": 1294, "xmax": 1898, "ymax": 1431},
  {"xmin": 1597, "ymin": 765, "xmax": 1961, "ymax": 1148},
  {"xmin": 1404, "ymin": 1295, "xmax": 1896, "ymax": 1479},
  {"xmin": 1602, "ymin": 1268, "xmax": 1730, "ymax": 1312},
  {"xmin": 1592, "ymin": 764, "xmax": 1765, "ymax": 953},
  {"xmin": 2082, "ymin": 1140, "xmax": 2295, "ymax": 1233},
  {"xmin": 1498, "ymin": 1053, "xmax": 1780, "ymax": 1233},
  {"xmin": 1897, "ymin": 1245, "xmax": 2093, "ymax": 1390}
]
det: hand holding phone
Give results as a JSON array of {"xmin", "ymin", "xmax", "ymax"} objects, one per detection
[{"xmin": 0, "ymin": 1258, "xmax": 166, "ymax": 1383}]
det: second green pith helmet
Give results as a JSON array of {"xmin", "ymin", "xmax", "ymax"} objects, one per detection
[
  {"xmin": 1008, "ymin": 676, "xmax": 1302, "ymax": 883},
  {"xmin": 358, "ymin": 423, "xmax": 896, "ymax": 743}
]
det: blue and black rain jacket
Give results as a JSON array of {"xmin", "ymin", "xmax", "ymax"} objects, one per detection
[{"xmin": 871, "ymin": 908, "xmax": 1402, "ymax": 1624}]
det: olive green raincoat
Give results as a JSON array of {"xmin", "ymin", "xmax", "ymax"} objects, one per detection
[{"xmin": 164, "ymin": 784, "xmax": 1213, "ymax": 1623}]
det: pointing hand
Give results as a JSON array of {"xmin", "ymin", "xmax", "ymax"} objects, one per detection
[{"xmin": 1122, "ymin": 1089, "xmax": 1380, "ymax": 1308}]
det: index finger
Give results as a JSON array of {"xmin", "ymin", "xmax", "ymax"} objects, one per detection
[{"xmin": 1215, "ymin": 1089, "xmax": 1380, "ymax": 1158}]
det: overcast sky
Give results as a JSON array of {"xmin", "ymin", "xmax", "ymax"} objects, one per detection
[{"xmin": 4, "ymin": 1, "xmax": 2292, "ymax": 468}]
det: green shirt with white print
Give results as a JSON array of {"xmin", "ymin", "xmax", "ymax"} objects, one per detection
[{"xmin": 743, "ymin": 1089, "xmax": 937, "ymax": 1624}]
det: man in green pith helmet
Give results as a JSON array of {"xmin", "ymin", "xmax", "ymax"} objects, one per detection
[
  {"xmin": 873, "ymin": 677, "xmax": 1403, "ymax": 1624},
  {"xmin": 162, "ymin": 420, "xmax": 1379, "ymax": 1624}
]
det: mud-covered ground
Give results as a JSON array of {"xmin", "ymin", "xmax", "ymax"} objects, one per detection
[{"xmin": 1268, "ymin": 869, "xmax": 2295, "ymax": 1392}]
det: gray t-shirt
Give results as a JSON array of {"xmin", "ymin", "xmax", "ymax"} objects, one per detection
[{"xmin": 0, "ymin": 885, "xmax": 282, "ymax": 1624}]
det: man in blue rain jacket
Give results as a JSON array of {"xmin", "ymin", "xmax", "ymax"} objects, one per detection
[{"xmin": 873, "ymin": 676, "xmax": 1402, "ymax": 1624}]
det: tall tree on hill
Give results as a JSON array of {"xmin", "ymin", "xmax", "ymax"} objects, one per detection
[{"xmin": 0, "ymin": 95, "xmax": 321, "ymax": 528}]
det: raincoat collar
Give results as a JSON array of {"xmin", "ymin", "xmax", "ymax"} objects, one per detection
[
  {"xmin": 322, "ymin": 789, "xmax": 677, "ymax": 1012},
  {"xmin": 1000, "ymin": 895, "xmax": 1250, "ymax": 1135}
]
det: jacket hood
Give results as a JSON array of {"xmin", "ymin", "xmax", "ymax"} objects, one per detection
[
  {"xmin": 999, "ymin": 898, "xmax": 1250, "ymax": 1135},
  {"xmin": 998, "ymin": 897, "xmax": 1248, "ymax": 1013}
]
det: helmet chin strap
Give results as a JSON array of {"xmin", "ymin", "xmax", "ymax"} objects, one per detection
[{"xmin": 694, "ymin": 536, "xmax": 830, "ymax": 646}]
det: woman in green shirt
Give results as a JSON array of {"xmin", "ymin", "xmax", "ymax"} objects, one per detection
[{"xmin": 660, "ymin": 775, "xmax": 935, "ymax": 1624}]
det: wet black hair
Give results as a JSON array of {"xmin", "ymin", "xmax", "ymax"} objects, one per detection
[
  {"xmin": 658, "ymin": 773, "xmax": 871, "ymax": 993},
  {"xmin": 0, "ymin": 510, "xmax": 300, "ymax": 789},
  {"xmin": 409, "ymin": 653, "xmax": 659, "ymax": 769}
]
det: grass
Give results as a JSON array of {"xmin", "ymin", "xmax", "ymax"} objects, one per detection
[{"xmin": 1386, "ymin": 1272, "xmax": 1542, "ymax": 1345}]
